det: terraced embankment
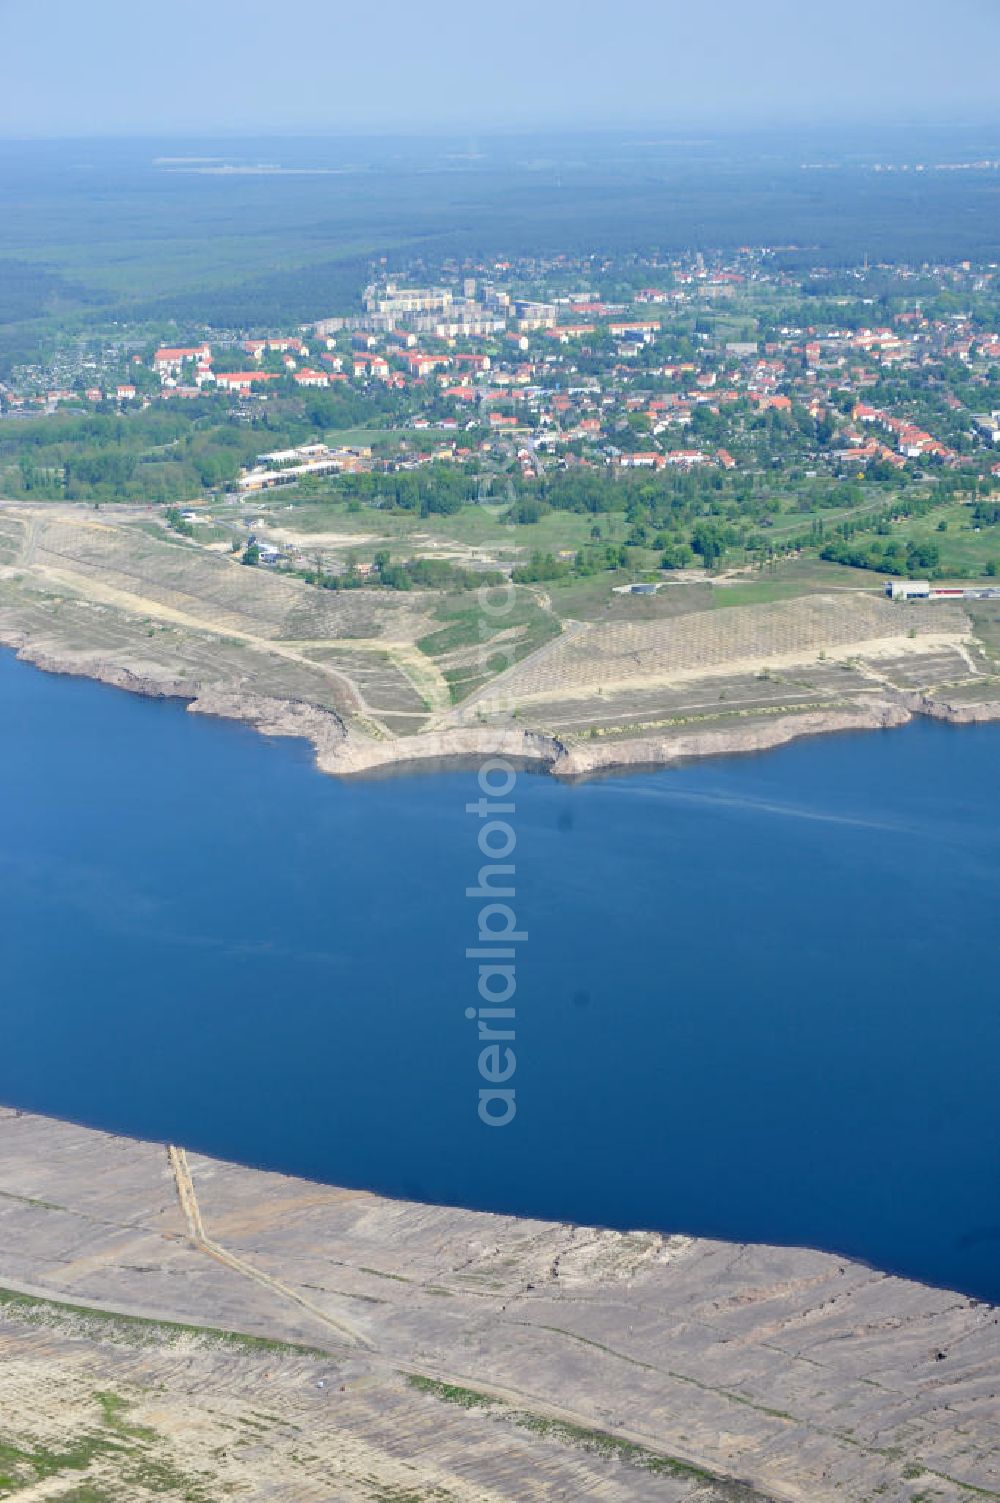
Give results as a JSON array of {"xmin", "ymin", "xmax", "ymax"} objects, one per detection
[
  {"xmin": 0, "ymin": 1107, "xmax": 998, "ymax": 1502},
  {"xmin": 2, "ymin": 501, "xmax": 1000, "ymax": 777}
]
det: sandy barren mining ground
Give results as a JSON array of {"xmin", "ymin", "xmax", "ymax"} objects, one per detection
[{"xmin": 0, "ymin": 1108, "xmax": 998, "ymax": 1502}]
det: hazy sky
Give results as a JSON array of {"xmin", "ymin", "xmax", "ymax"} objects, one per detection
[{"xmin": 1, "ymin": 0, "xmax": 998, "ymax": 138}]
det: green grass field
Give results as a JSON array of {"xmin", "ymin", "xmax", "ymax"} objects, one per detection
[
  {"xmin": 272, "ymin": 496, "xmax": 625, "ymax": 561},
  {"xmin": 710, "ymin": 579, "xmax": 820, "ymax": 609},
  {"xmin": 876, "ymin": 501, "xmax": 1000, "ymax": 578},
  {"xmin": 767, "ymin": 488, "xmax": 915, "ymax": 541},
  {"xmin": 323, "ymin": 426, "xmax": 419, "ymax": 449},
  {"xmin": 710, "ymin": 556, "xmax": 885, "ymax": 606}
]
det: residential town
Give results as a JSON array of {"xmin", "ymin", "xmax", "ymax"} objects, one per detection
[
  {"xmin": 6, "ymin": 252, "xmax": 1000, "ymax": 468},
  {"xmin": 4, "ymin": 248, "xmax": 1000, "ymax": 583}
]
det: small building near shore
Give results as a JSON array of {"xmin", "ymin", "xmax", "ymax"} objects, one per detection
[{"xmin": 885, "ymin": 579, "xmax": 930, "ymax": 600}]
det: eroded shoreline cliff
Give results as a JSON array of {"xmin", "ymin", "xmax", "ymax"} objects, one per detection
[{"xmin": 4, "ymin": 626, "xmax": 1000, "ymax": 782}]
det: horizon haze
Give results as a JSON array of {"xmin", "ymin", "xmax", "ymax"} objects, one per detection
[{"xmin": 1, "ymin": 0, "xmax": 999, "ymax": 138}]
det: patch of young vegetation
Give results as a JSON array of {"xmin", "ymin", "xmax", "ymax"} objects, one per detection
[
  {"xmin": 0, "ymin": 1284, "xmax": 327, "ymax": 1358},
  {"xmin": 405, "ymin": 1374, "xmax": 764, "ymax": 1499},
  {"xmin": 0, "ymin": 1386, "xmax": 219, "ymax": 1500},
  {"xmin": 406, "ymin": 1376, "xmax": 494, "ymax": 1410},
  {"xmin": 417, "ymin": 587, "xmax": 558, "ymax": 671}
]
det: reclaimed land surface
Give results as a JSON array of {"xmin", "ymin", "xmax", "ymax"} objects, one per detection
[{"xmin": 2, "ymin": 501, "xmax": 1000, "ymax": 778}]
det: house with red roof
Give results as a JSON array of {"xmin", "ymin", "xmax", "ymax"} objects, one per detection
[
  {"xmin": 215, "ymin": 372, "xmax": 278, "ymax": 393},
  {"xmin": 153, "ymin": 344, "xmax": 211, "ymax": 376}
]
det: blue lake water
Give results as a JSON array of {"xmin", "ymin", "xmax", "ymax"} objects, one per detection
[{"xmin": 1, "ymin": 650, "xmax": 998, "ymax": 1301}]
